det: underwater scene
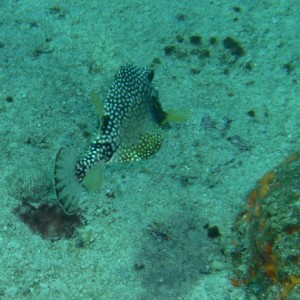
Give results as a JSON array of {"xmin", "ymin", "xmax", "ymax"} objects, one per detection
[{"xmin": 0, "ymin": 1, "xmax": 299, "ymax": 299}]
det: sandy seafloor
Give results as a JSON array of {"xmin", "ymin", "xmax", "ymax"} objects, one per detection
[{"xmin": 0, "ymin": 0, "xmax": 299, "ymax": 299}]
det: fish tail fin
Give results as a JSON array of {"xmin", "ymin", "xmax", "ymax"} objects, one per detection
[
  {"xmin": 54, "ymin": 147, "xmax": 82, "ymax": 215},
  {"xmin": 164, "ymin": 109, "xmax": 192, "ymax": 123}
]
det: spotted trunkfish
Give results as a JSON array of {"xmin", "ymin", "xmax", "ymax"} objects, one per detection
[{"xmin": 54, "ymin": 64, "xmax": 188, "ymax": 214}]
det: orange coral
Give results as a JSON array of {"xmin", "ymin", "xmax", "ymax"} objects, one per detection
[
  {"xmin": 263, "ymin": 243, "xmax": 278, "ymax": 284},
  {"xmin": 285, "ymin": 225, "xmax": 300, "ymax": 235},
  {"xmin": 282, "ymin": 152, "xmax": 300, "ymax": 164},
  {"xmin": 281, "ymin": 276, "xmax": 300, "ymax": 300},
  {"xmin": 258, "ymin": 170, "xmax": 276, "ymax": 198},
  {"xmin": 232, "ymin": 153, "xmax": 300, "ymax": 299},
  {"xmin": 230, "ymin": 278, "xmax": 240, "ymax": 287}
]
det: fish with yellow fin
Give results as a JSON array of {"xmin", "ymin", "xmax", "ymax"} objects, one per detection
[{"xmin": 54, "ymin": 64, "xmax": 189, "ymax": 214}]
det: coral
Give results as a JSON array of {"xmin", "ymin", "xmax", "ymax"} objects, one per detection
[
  {"xmin": 7, "ymin": 163, "xmax": 83, "ymax": 241},
  {"xmin": 15, "ymin": 203, "xmax": 82, "ymax": 242}
]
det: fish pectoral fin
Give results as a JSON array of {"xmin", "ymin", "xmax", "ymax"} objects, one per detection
[
  {"xmin": 90, "ymin": 90, "xmax": 105, "ymax": 119},
  {"xmin": 54, "ymin": 147, "xmax": 82, "ymax": 215},
  {"xmin": 164, "ymin": 109, "xmax": 192, "ymax": 124},
  {"xmin": 82, "ymin": 162, "xmax": 104, "ymax": 192}
]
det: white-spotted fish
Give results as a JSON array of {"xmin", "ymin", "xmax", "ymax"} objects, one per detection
[{"xmin": 54, "ymin": 64, "xmax": 188, "ymax": 214}]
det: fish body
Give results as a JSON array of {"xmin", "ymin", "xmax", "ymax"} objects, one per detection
[
  {"xmin": 75, "ymin": 65, "xmax": 163, "ymax": 181},
  {"xmin": 55, "ymin": 65, "xmax": 166, "ymax": 214}
]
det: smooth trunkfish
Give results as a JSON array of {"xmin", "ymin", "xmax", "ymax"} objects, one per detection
[{"xmin": 54, "ymin": 64, "xmax": 188, "ymax": 214}]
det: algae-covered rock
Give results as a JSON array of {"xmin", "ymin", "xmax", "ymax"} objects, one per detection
[{"xmin": 232, "ymin": 153, "xmax": 300, "ymax": 299}]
